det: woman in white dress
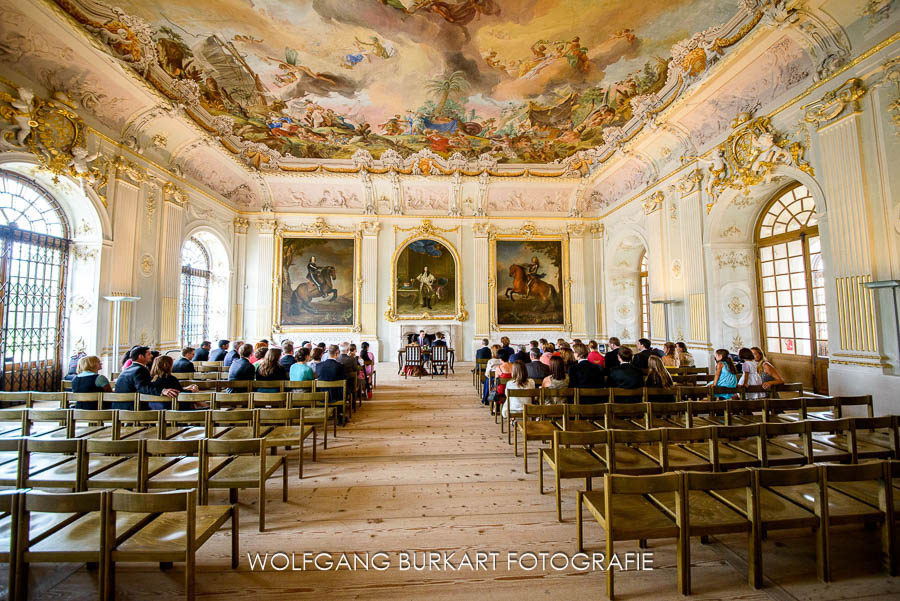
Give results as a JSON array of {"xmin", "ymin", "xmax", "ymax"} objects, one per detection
[
  {"xmin": 738, "ymin": 347, "xmax": 763, "ymax": 398},
  {"xmin": 502, "ymin": 360, "xmax": 535, "ymax": 419}
]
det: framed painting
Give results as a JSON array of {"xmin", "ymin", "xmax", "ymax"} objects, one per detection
[
  {"xmin": 273, "ymin": 231, "xmax": 360, "ymax": 332},
  {"xmin": 387, "ymin": 234, "xmax": 465, "ymax": 321},
  {"xmin": 491, "ymin": 235, "xmax": 569, "ymax": 330}
]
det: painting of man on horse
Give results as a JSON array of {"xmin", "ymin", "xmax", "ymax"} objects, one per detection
[
  {"xmin": 279, "ymin": 237, "xmax": 354, "ymax": 327},
  {"xmin": 496, "ymin": 240, "xmax": 564, "ymax": 325}
]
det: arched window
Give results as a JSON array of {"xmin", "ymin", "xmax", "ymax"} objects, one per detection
[
  {"xmin": 757, "ymin": 185, "xmax": 828, "ymax": 362},
  {"xmin": 0, "ymin": 169, "xmax": 70, "ymax": 390},
  {"xmin": 639, "ymin": 251, "xmax": 649, "ymax": 339},
  {"xmin": 180, "ymin": 237, "xmax": 211, "ymax": 346}
]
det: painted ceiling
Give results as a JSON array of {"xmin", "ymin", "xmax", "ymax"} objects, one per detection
[{"xmin": 56, "ymin": 0, "xmax": 738, "ymax": 165}]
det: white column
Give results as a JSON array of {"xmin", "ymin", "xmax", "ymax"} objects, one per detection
[
  {"xmin": 254, "ymin": 218, "xmax": 278, "ymax": 339},
  {"xmin": 591, "ymin": 224, "xmax": 607, "ymax": 339},
  {"xmin": 360, "ymin": 221, "xmax": 381, "ymax": 352},
  {"xmin": 156, "ymin": 185, "xmax": 186, "ymax": 351},
  {"xmin": 567, "ymin": 223, "xmax": 586, "ymax": 337},
  {"xmin": 473, "ymin": 223, "xmax": 491, "ymax": 337},
  {"xmin": 679, "ymin": 172, "xmax": 712, "ymax": 364},
  {"xmin": 231, "ymin": 217, "xmax": 249, "ymax": 339}
]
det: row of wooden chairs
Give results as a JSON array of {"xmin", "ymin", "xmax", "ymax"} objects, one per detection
[
  {"xmin": 538, "ymin": 416, "xmax": 898, "ymax": 521},
  {"xmin": 577, "ymin": 461, "xmax": 900, "ymax": 598},
  {"xmin": 0, "ymin": 433, "xmax": 289, "ymax": 531},
  {"xmin": 1, "ymin": 487, "xmax": 236, "ymax": 600}
]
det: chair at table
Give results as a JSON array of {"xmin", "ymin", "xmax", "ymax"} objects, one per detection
[
  {"xmin": 106, "ymin": 489, "xmax": 238, "ymax": 600},
  {"xmin": 577, "ymin": 472, "xmax": 682, "ymax": 599},
  {"xmin": 430, "ymin": 345, "xmax": 449, "ymax": 378},
  {"xmin": 403, "ymin": 345, "xmax": 423, "ymax": 378}
]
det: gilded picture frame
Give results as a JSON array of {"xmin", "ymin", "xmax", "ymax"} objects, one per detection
[
  {"xmin": 386, "ymin": 232, "xmax": 467, "ymax": 321},
  {"xmin": 272, "ymin": 229, "xmax": 362, "ymax": 333},
  {"xmin": 489, "ymin": 232, "xmax": 571, "ymax": 331}
]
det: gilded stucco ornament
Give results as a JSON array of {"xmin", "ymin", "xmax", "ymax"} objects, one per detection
[
  {"xmin": 802, "ymin": 78, "xmax": 867, "ymax": 126},
  {"xmin": 642, "ymin": 190, "xmax": 665, "ymax": 214}
]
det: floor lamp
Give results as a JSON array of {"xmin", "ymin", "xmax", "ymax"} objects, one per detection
[
  {"xmin": 650, "ymin": 300, "xmax": 679, "ymax": 342},
  {"xmin": 862, "ymin": 280, "xmax": 900, "ymax": 366},
  {"xmin": 103, "ymin": 296, "xmax": 140, "ymax": 373}
]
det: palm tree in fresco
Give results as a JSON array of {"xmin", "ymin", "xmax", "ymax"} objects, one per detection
[{"xmin": 425, "ymin": 70, "xmax": 469, "ymax": 117}]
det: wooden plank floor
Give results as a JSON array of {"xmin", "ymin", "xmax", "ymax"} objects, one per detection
[{"xmin": 13, "ymin": 364, "xmax": 900, "ymax": 600}]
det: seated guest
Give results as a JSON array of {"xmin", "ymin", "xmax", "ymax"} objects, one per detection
[
  {"xmin": 645, "ymin": 355, "xmax": 676, "ymax": 402},
  {"xmin": 64, "ymin": 350, "xmax": 86, "ymax": 381},
  {"xmin": 337, "ymin": 342, "xmax": 359, "ymax": 392},
  {"xmin": 416, "ymin": 330, "xmax": 428, "ymax": 347},
  {"xmin": 512, "ymin": 344, "xmax": 530, "ymax": 364},
  {"xmin": 540, "ymin": 344, "xmax": 554, "ymax": 366},
  {"xmin": 541, "ymin": 355, "xmax": 569, "ymax": 404},
  {"xmin": 525, "ymin": 348, "xmax": 550, "ymax": 380},
  {"xmin": 114, "ymin": 347, "xmax": 179, "ymax": 409},
  {"xmin": 632, "ymin": 338, "xmax": 656, "ymax": 369},
  {"xmin": 676, "ymin": 342, "xmax": 695, "ymax": 367},
  {"xmin": 567, "ymin": 343, "xmax": 606, "ymax": 404},
  {"xmin": 315, "ymin": 345, "xmax": 346, "ymax": 409},
  {"xmin": 226, "ymin": 343, "xmax": 255, "ymax": 391},
  {"xmin": 223, "ymin": 340, "xmax": 242, "ymax": 367},
  {"xmin": 308, "ymin": 346, "xmax": 324, "ymax": 369},
  {"xmin": 432, "ymin": 333, "xmax": 447, "ymax": 347},
  {"xmin": 529, "ymin": 340, "xmax": 540, "ymax": 354},
  {"xmin": 482, "ymin": 344, "xmax": 502, "ymax": 405},
  {"xmin": 250, "ymin": 342, "xmax": 267, "ymax": 364},
  {"xmin": 714, "ymin": 348, "xmax": 739, "ymax": 398},
  {"xmin": 587, "ymin": 340, "xmax": 605, "ymax": 367},
  {"xmin": 317, "ymin": 342, "xmax": 327, "ymax": 350},
  {"xmin": 71, "ymin": 355, "xmax": 112, "ymax": 408},
  {"xmin": 209, "ymin": 339, "xmax": 229, "ymax": 362},
  {"xmin": 193, "ymin": 341, "xmax": 211, "ymax": 362},
  {"xmin": 475, "ymin": 339, "xmax": 492, "ymax": 361},
  {"xmin": 604, "ymin": 337, "xmax": 621, "ymax": 368},
  {"xmin": 148, "ymin": 355, "xmax": 200, "ymax": 410},
  {"xmin": 559, "ymin": 347, "xmax": 576, "ymax": 369},
  {"xmin": 608, "ymin": 347, "xmax": 643, "ymax": 402},
  {"xmin": 280, "ymin": 342, "xmax": 296, "ymax": 369},
  {"xmin": 752, "ymin": 346, "xmax": 784, "ymax": 390},
  {"xmin": 256, "ymin": 348, "xmax": 287, "ymax": 392},
  {"xmin": 501, "ymin": 360, "xmax": 535, "ymax": 419},
  {"xmin": 359, "ymin": 342, "xmax": 374, "ymax": 399},
  {"xmin": 498, "ymin": 336, "xmax": 514, "ymax": 362},
  {"xmin": 172, "ymin": 347, "xmax": 195, "ymax": 373},
  {"xmin": 289, "ymin": 347, "xmax": 315, "ymax": 381},
  {"xmin": 661, "ymin": 342, "xmax": 678, "ymax": 367}
]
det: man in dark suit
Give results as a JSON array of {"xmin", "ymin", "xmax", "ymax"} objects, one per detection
[
  {"xmin": 512, "ymin": 344, "xmax": 531, "ymax": 364},
  {"xmin": 604, "ymin": 337, "xmax": 621, "ymax": 368},
  {"xmin": 432, "ymin": 333, "xmax": 447, "ymax": 347},
  {"xmin": 525, "ymin": 349, "xmax": 550, "ymax": 380},
  {"xmin": 498, "ymin": 336, "xmax": 514, "ymax": 362},
  {"xmin": 316, "ymin": 345, "xmax": 346, "ymax": 413},
  {"xmin": 608, "ymin": 347, "xmax": 644, "ymax": 402},
  {"xmin": 224, "ymin": 340, "xmax": 243, "ymax": 367},
  {"xmin": 209, "ymin": 339, "xmax": 229, "ymax": 363},
  {"xmin": 114, "ymin": 346, "xmax": 178, "ymax": 409},
  {"xmin": 417, "ymin": 330, "xmax": 428, "ymax": 347},
  {"xmin": 172, "ymin": 347, "xmax": 195, "ymax": 373},
  {"xmin": 632, "ymin": 338, "xmax": 657, "ymax": 369},
  {"xmin": 280, "ymin": 341, "xmax": 296, "ymax": 369},
  {"xmin": 193, "ymin": 341, "xmax": 211, "ymax": 362},
  {"xmin": 475, "ymin": 339, "xmax": 492, "ymax": 361},
  {"xmin": 566, "ymin": 343, "xmax": 606, "ymax": 404},
  {"xmin": 226, "ymin": 343, "xmax": 255, "ymax": 392}
]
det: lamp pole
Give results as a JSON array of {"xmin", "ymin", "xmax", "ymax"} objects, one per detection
[
  {"xmin": 862, "ymin": 280, "xmax": 900, "ymax": 367},
  {"xmin": 103, "ymin": 296, "xmax": 140, "ymax": 375}
]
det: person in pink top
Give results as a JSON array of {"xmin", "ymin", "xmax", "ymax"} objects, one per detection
[
  {"xmin": 539, "ymin": 343, "xmax": 555, "ymax": 366},
  {"xmin": 586, "ymin": 340, "xmax": 605, "ymax": 367}
]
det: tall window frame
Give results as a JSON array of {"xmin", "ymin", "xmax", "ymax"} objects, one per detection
[
  {"xmin": 756, "ymin": 184, "xmax": 828, "ymax": 359},
  {"xmin": 639, "ymin": 251, "xmax": 650, "ymax": 339},
  {"xmin": 180, "ymin": 237, "xmax": 211, "ymax": 347},
  {"xmin": 0, "ymin": 169, "xmax": 70, "ymax": 391}
]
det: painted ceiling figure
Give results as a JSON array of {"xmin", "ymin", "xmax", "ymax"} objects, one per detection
[{"xmin": 409, "ymin": 0, "xmax": 501, "ymax": 26}]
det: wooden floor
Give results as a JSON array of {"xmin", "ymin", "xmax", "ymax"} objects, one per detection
[{"xmin": 14, "ymin": 365, "xmax": 900, "ymax": 600}]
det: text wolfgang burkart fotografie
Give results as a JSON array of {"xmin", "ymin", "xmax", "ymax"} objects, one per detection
[{"xmin": 247, "ymin": 550, "xmax": 654, "ymax": 572}]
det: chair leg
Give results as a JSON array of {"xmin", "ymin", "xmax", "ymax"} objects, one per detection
[
  {"xmin": 514, "ymin": 426, "xmax": 518, "ymax": 457},
  {"xmin": 523, "ymin": 437, "xmax": 529, "ymax": 474},
  {"xmin": 605, "ymin": 537, "xmax": 614, "ymax": 599},
  {"xmin": 283, "ymin": 461, "xmax": 289, "ymax": 502},
  {"xmin": 312, "ymin": 430, "xmax": 317, "ymax": 462},
  {"xmin": 185, "ymin": 549, "xmax": 195, "ymax": 601},
  {"xmin": 817, "ymin": 521, "xmax": 831, "ymax": 582},
  {"xmin": 231, "ymin": 505, "xmax": 240, "ymax": 569},
  {"xmin": 259, "ymin": 481, "xmax": 266, "ymax": 533},
  {"xmin": 299, "ymin": 439, "xmax": 304, "ymax": 479},
  {"xmin": 538, "ymin": 450, "xmax": 544, "ymax": 494},
  {"xmin": 576, "ymin": 491, "xmax": 584, "ymax": 553},
  {"xmin": 749, "ymin": 525, "xmax": 762, "ymax": 589},
  {"xmin": 678, "ymin": 526, "xmax": 690, "ymax": 595},
  {"xmin": 555, "ymin": 469, "xmax": 562, "ymax": 522}
]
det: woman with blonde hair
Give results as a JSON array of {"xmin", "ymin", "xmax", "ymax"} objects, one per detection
[
  {"xmin": 502, "ymin": 360, "xmax": 535, "ymax": 418},
  {"xmin": 675, "ymin": 342, "xmax": 694, "ymax": 367},
  {"xmin": 256, "ymin": 348, "xmax": 287, "ymax": 392},
  {"xmin": 645, "ymin": 355, "xmax": 675, "ymax": 402},
  {"xmin": 751, "ymin": 346, "xmax": 785, "ymax": 390},
  {"xmin": 71, "ymin": 355, "xmax": 112, "ymax": 408},
  {"xmin": 481, "ymin": 344, "xmax": 502, "ymax": 405},
  {"xmin": 149, "ymin": 355, "xmax": 200, "ymax": 410}
]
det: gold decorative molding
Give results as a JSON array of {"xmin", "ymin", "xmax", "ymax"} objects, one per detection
[
  {"xmin": 233, "ymin": 217, "xmax": 250, "ymax": 234},
  {"xmin": 358, "ymin": 220, "xmax": 381, "ymax": 236},
  {"xmin": 802, "ymin": 77, "xmax": 867, "ymax": 126},
  {"xmin": 642, "ymin": 190, "xmax": 665, "ymax": 215},
  {"xmin": 393, "ymin": 219, "xmax": 459, "ymax": 237},
  {"xmin": 256, "ymin": 218, "xmax": 279, "ymax": 234},
  {"xmin": 388, "ymin": 230, "xmax": 467, "ymax": 322},
  {"xmin": 589, "ymin": 223, "xmax": 605, "ymax": 236},
  {"xmin": 675, "ymin": 169, "xmax": 704, "ymax": 197}
]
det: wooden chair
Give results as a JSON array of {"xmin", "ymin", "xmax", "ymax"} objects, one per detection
[
  {"xmin": 315, "ymin": 380, "xmax": 348, "ymax": 426},
  {"xmin": 251, "ymin": 380, "xmax": 285, "ymax": 393},
  {"xmin": 540, "ymin": 429, "xmax": 607, "ymax": 521},
  {"xmin": 212, "ymin": 392, "xmax": 250, "ymax": 410},
  {"xmin": 69, "ymin": 409, "xmax": 116, "ymax": 439},
  {"xmin": 676, "ymin": 385, "xmax": 712, "ymax": 402},
  {"xmin": 84, "ymin": 439, "xmax": 144, "ymax": 491},
  {"xmin": 851, "ymin": 416, "xmax": 898, "ymax": 459},
  {"xmin": 726, "ymin": 399, "xmax": 766, "ymax": 425},
  {"xmin": 563, "ymin": 403, "xmax": 605, "ymax": 432},
  {"xmin": 258, "ymin": 408, "xmax": 315, "ymax": 478},
  {"xmin": 804, "ymin": 418, "xmax": 854, "ymax": 463},
  {"xmin": 15, "ymin": 490, "xmax": 117, "ymax": 601},
  {"xmin": 106, "ymin": 489, "xmax": 238, "ymax": 600},
  {"xmin": 605, "ymin": 428, "xmax": 664, "ymax": 475},
  {"xmin": 113, "ymin": 410, "xmax": 162, "ymax": 440},
  {"xmin": 577, "ymin": 472, "xmax": 682, "ymax": 599},
  {"xmin": 540, "ymin": 386, "xmax": 575, "ymax": 406},
  {"xmin": 29, "ymin": 392, "xmax": 66, "ymax": 408},
  {"xmin": 773, "ymin": 382, "xmax": 806, "ymax": 399},
  {"xmin": 473, "ymin": 359, "xmax": 488, "ymax": 389},
  {"xmin": 0, "ymin": 392, "xmax": 29, "ymax": 408},
  {"xmin": 20, "ymin": 438, "xmax": 84, "ymax": 490},
  {"xmin": 0, "ymin": 490, "xmax": 17, "ymax": 598},
  {"xmin": 817, "ymin": 462, "xmax": 894, "ymax": 581},
  {"xmin": 100, "ymin": 393, "xmax": 138, "ymax": 411},
  {"xmin": 835, "ymin": 395, "xmax": 875, "ymax": 419},
  {"xmin": 575, "ymin": 387, "xmax": 610, "ymax": 405},
  {"xmin": 604, "ymin": 402, "xmax": 648, "ymax": 431},
  {"xmin": 250, "ymin": 392, "xmax": 287, "ymax": 409},
  {"xmin": 430, "ymin": 345, "xmax": 449, "ymax": 378},
  {"xmin": 24, "ymin": 408, "xmax": 69, "ymax": 438},
  {"xmin": 202, "ymin": 438, "xmax": 287, "ymax": 532},
  {"xmin": 0, "ymin": 410, "xmax": 26, "ymax": 439},
  {"xmin": 289, "ymin": 392, "xmax": 333, "ymax": 449},
  {"xmin": 209, "ymin": 409, "xmax": 260, "ymax": 440},
  {"xmin": 683, "ymin": 400, "xmax": 728, "ymax": 427},
  {"xmin": 763, "ymin": 398, "xmax": 804, "ymax": 423},
  {"xmin": 403, "ymin": 345, "xmax": 423, "ymax": 379},
  {"xmin": 161, "ymin": 411, "xmax": 210, "ymax": 441},
  {"xmin": 68, "ymin": 392, "xmax": 101, "ymax": 410},
  {"xmin": 284, "ymin": 380, "xmax": 315, "ymax": 394},
  {"xmin": 608, "ymin": 387, "xmax": 643, "ymax": 404},
  {"xmin": 644, "ymin": 402, "xmax": 687, "ymax": 429},
  {"xmin": 174, "ymin": 393, "xmax": 212, "ymax": 411},
  {"xmin": 504, "ymin": 388, "xmax": 540, "ymax": 443},
  {"xmin": 173, "ymin": 372, "xmax": 193, "ymax": 381},
  {"xmin": 514, "ymin": 404, "xmax": 563, "ymax": 473},
  {"xmin": 709, "ymin": 424, "xmax": 764, "ymax": 470},
  {"xmin": 655, "ymin": 426, "xmax": 716, "ymax": 472},
  {"xmin": 145, "ymin": 439, "xmax": 224, "ymax": 494},
  {"xmin": 754, "ymin": 421, "xmax": 810, "ymax": 467}
]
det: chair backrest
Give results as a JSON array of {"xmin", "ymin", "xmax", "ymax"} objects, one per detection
[
  {"xmin": 554, "ymin": 428, "xmax": 607, "ymax": 448},
  {"xmin": 173, "ymin": 372, "xmax": 193, "ymax": 381},
  {"xmin": 252, "ymin": 380, "xmax": 286, "ymax": 392},
  {"xmin": 432, "ymin": 346, "xmax": 448, "ymax": 361},
  {"xmin": 684, "ymin": 400, "xmax": 728, "ymax": 427},
  {"xmin": 605, "ymin": 402, "xmax": 648, "ymax": 427},
  {"xmin": 575, "ymin": 388, "xmax": 610, "ymax": 404},
  {"xmin": 564, "ymin": 403, "xmax": 606, "ymax": 425},
  {"xmin": 506, "ymin": 388, "xmax": 541, "ymax": 399},
  {"xmin": 739, "ymin": 385, "xmax": 774, "ymax": 399},
  {"xmin": 176, "ymin": 392, "xmax": 213, "ymax": 409},
  {"xmin": 210, "ymin": 409, "xmax": 255, "ymax": 427},
  {"xmin": 645, "ymin": 402, "xmax": 687, "ymax": 426},
  {"xmin": 0, "ymin": 391, "xmax": 30, "ymax": 407},
  {"xmin": 66, "ymin": 392, "xmax": 101, "ymax": 409},
  {"xmin": 608, "ymin": 387, "xmax": 644, "ymax": 403},
  {"xmin": 111, "ymin": 489, "xmax": 191, "ymax": 513},
  {"xmin": 204, "ymin": 437, "xmax": 264, "ymax": 456},
  {"xmin": 764, "ymin": 398, "xmax": 803, "ymax": 420},
  {"xmin": 30, "ymin": 392, "xmax": 66, "ymax": 407},
  {"xmin": 606, "ymin": 471, "xmax": 680, "ymax": 495},
  {"xmin": 284, "ymin": 380, "xmax": 315, "ymax": 392},
  {"xmin": 139, "ymin": 394, "xmax": 174, "ymax": 409},
  {"xmin": 256, "ymin": 408, "xmax": 303, "ymax": 426},
  {"xmin": 523, "ymin": 403, "xmax": 565, "ymax": 420},
  {"xmin": 676, "ymin": 386, "xmax": 712, "ymax": 402},
  {"xmin": 85, "ymin": 437, "xmax": 141, "ymax": 456},
  {"xmin": 213, "ymin": 392, "xmax": 250, "ymax": 409},
  {"xmin": 836, "ymin": 395, "xmax": 874, "ymax": 418},
  {"xmin": 754, "ymin": 463, "xmax": 819, "ymax": 488},
  {"xmin": 71, "ymin": 409, "xmax": 115, "ymax": 426},
  {"xmin": 404, "ymin": 345, "xmax": 422, "ymax": 362},
  {"xmin": 726, "ymin": 399, "xmax": 765, "ymax": 423},
  {"xmin": 100, "ymin": 393, "xmax": 138, "ymax": 410},
  {"xmin": 773, "ymin": 382, "xmax": 805, "ymax": 398},
  {"xmin": 289, "ymin": 391, "xmax": 329, "ymax": 408},
  {"xmin": 250, "ymin": 392, "xmax": 287, "ymax": 409},
  {"xmin": 145, "ymin": 438, "xmax": 200, "ymax": 456},
  {"xmin": 23, "ymin": 489, "xmax": 103, "ymax": 514}
]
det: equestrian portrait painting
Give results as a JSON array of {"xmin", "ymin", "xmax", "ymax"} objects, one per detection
[
  {"xmin": 277, "ymin": 235, "xmax": 357, "ymax": 328},
  {"xmin": 393, "ymin": 238, "xmax": 457, "ymax": 318},
  {"xmin": 494, "ymin": 238, "xmax": 567, "ymax": 327}
]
